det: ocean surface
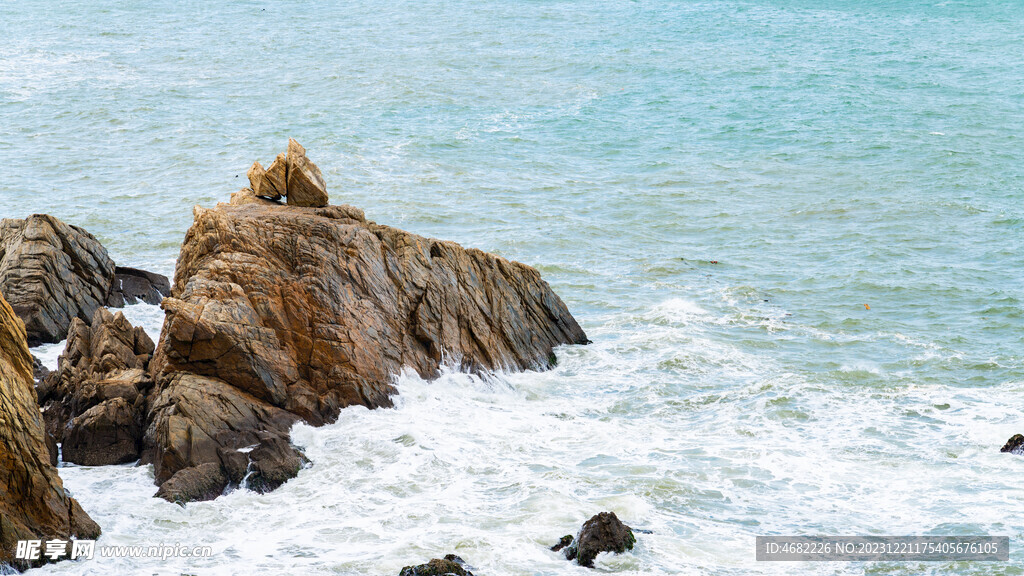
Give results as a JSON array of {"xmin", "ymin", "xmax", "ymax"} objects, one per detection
[{"xmin": 3, "ymin": 1, "xmax": 1023, "ymax": 574}]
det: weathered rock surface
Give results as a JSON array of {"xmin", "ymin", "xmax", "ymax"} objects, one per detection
[
  {"xmin": 0, "ymin": 215, "xmax": 115, "ymax": 345},
  {"xmin": 0, "ymin": 215, "xmax": 169, "ymax": 344},
  {"xmin": 144, "ymin": 155, "xmax": 587, "ymax": 501},
  {"xmin": 247, "ymin": 160, "xmax": 281, "ymax": 201},
  {"xmin": 0, "ymin": 291, "xmax": 100, "ymax": 571},
  {"xmin": 142, "ymin": 373, "xmax": 302, "ymax": 493},
  {"xmin": 62, "ymin": 397, "xmax": 142, "ymax": 466},
  {"xmin": 399, "ymin": 554, "xmax": 473, "ymax": 576},
  {"xmin": 1000, "ymin": 434, "xmax": 1024, "ymax": 455},
  {"xmin": 560, "ymin": 512, "xmax": 636, "ymax": 568},
  {"xmin": 245, "ymin": 139, "xmax": 328, "ymax": 207},
  {"xmin": 284, "ymin": 139, "xmax": 329, "ymax": 208},
  {"xmin": 39, "ymin": 308, "xmax": 154, "ymax": 466}
]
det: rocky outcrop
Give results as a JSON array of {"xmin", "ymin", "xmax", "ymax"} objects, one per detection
[
  {"xmin": 62, "ymin": 397, "xmax": 142, "ymax": 466},
  {"xmin": 1001, "ymin": 434, "xmax": 1024, "ymax": 455},
  {"xmin": 143, "ymin": 145, "xmax": 587, "ymax": 501},
  {"xmin": 39, "ymin": 308, "xmax": 154, "ymax": 466},
  {"xmin": 143, "ymin": 373, "xmax": 303, "ymax": 498},
  {"xmin": 0, "ymin": 215, "xmax": 169, "ymax": 345},
  {"xmin": 399, "ymin": 555, "xmax": 473, "ymax": 576},
  {"xmin": 0, "ymin": 215, "xmax": 115, "ymax": 345},
  {"xmin": 0, "ymin": 291, "xmax": 100, "ymax": 571},
  {"xmin": 247, "ymin": 139, "xmax": 328, "ymax": 207},
  {"xmin": 558, "ymin": 512, "xmax": 636, "ymax": 568}
]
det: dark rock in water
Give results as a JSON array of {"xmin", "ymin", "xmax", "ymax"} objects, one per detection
[
  {"xmin": 562, "ymin": 511, "xmax": 636, "ymax": 568},
  {"xmin": 0, "ymin": 215, "xmax": 116, "ymax": 345},
  {"xmin": 399, "ymin": 554, "xmax": 473, "ymax": 576},
  {"xmin": 31, "ymin": 354, "xmax": 49, "ymax": 384},
  {"xmin": 550, "ymin": 534, "xmax": 574, "ymax": 552},
  {"xmin": 1001, "ymin": 434, "xmax": 1024, "ymax": 455},
  {"xmin": 242, "ymin": 432, "xmax": 310, "ymax": 493},
  {"xmin": 62, "ymin": 397, "xmax": 142, "ymax": 466},
  {"xmin": 143, "ymin": 150, "xmax": 587, "ymax": 501},
  {"xmin": 0, "ymin": 291, "xmax": 100, "ymax": 570},
  {"xmin": 0, "ymin": 214, "xmax": 170, "ymax": 345},
  {"xmin": 155, "ymin": 463, "xmax": 230, "ymax": 505},
  {"xmin": 107, "ymin": 266, "xmax": 171, "ymax": 306},
  {"xmin": 39, "ymin": 308, "xmax": 154, "ymax": 466}
]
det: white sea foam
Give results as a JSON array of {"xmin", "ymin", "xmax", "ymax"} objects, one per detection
[{"xmin": 27, "ymin": 295, "xmax": 1022, "ymax": 575}]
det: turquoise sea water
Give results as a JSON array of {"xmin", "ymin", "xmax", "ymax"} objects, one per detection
[{"xmin": 3, "ymin": 1, "xmax": 1023, "ymax": 574}]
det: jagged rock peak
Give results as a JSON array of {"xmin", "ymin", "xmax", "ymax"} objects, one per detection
[{"xmin": 246, "ymin": 138, "xmax": 328, "ymax": 208}]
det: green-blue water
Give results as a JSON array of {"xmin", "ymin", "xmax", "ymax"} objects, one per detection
[{"xmin": 3, "ymin": 1, "xmax": 1023, "ymax": 574}]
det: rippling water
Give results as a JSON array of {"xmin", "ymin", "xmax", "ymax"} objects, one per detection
[{"xmin": 3, "ymin": 1, "xmax": 1024, "ymax": 574}]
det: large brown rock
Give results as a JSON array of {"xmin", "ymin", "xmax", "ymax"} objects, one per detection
[
  {"xmin": 62, "ymin": 397, "xmax": 141, "ymax": 466},
  {"xmin": 0, "ymin": 215, "xmax": 115, "ymax": 345},
  {"xmin": 0, "ymin": 215, "xmax": 169, "ymax": 345},
  {"xmin": 39, "ymin": 308, "xmax": 154, "ymax": 466},
  {"xmin": 0, "ymin": 292, "xmax": 100, "ymax": 571},
  {"xmin": 142, "ymin": 373, "xmax": 307, "ymax": 504},
  {"xmin": 144, "ymin": 174, "xmax": 586, "ymax": 500}
]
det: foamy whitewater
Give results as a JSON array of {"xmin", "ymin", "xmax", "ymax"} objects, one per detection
[{"xmin": 3, "ymin": 1, "xmax": 1023, "ymax": 574}]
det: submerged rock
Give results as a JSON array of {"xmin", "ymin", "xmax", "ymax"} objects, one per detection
[
  {"xmin": 107, "ymin": 266, "xmax": 172, "ymax": 307},
  {"xmin": 0, "ymin": 291, "xmax": 100, "ymax": 571},
  {"xmin": 0, "ymin": 215, "xmax": 169, "ymax": 344},
  {"xmin": 39, "ymin": 308, "xmax": 154, "ymax": 466},
  {"xmin": 155, "ymin": 462, "xmax": 230, "ymax": 505},
  {"xmin": 143, "ymin": 148, "xmax": 587, "ymax": 501},
  {"xmin": 550, "ymin": 534, "xmax": 574, "ymax": 552},
  {"xmin": 1000, "ymin": 434, "xmax": 1024, "ymax": 455},
  {"xmin": 398, "ymin": 554, "xmax": 473, "ymax": 576},
  {"xmin": 560, "ymin": 511, "xmax": 636, "ymax": 568}
]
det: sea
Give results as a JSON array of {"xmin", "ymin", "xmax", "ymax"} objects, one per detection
[{"xmin": 2, "ymin": 1, "xmax": 1023, "ymax": 574}]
